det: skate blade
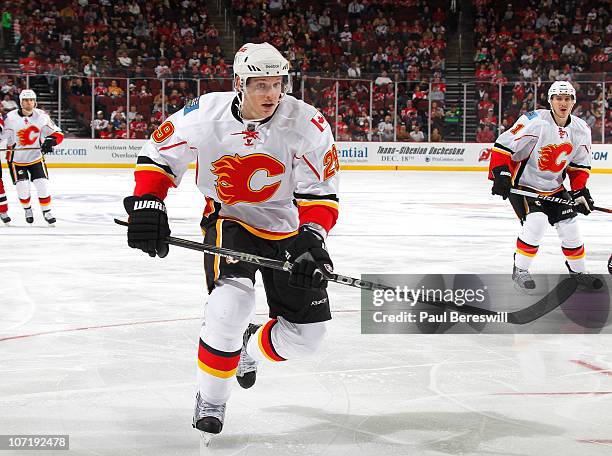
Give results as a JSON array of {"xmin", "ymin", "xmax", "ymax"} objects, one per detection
[
  {"xmin": 513, "ymin": 282, "xmax": 538, "ymax": 296},
  {"xmin": 198, "ymin": 431, "xmax": 214, "ymax": 448}
]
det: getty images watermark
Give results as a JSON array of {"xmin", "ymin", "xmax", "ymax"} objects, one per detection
[
  {"xmin": 370, "ymin": 284, "xmax": 508, "ymax": 324},
  {"xmin": 361, "ymin": 274, "xmax": 611, "ymax": 334}
]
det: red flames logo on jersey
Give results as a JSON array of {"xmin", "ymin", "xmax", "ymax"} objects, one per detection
[
  {"xmin": 211, "ymin": 153, "xmax": 285, "ymax": 205},
  {"xmin": 17, "ymin": 125, "xmax": 40, "ymax": 146},
  {"xmin": 537, "ymin": 143, "xmax": 573, "ymax": 172}
]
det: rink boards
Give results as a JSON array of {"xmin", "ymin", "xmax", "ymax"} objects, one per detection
[{"xmin": 2, "ymin": 139, "xmax": 611, "ymax": 172}]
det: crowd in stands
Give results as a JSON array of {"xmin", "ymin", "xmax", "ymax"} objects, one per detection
[
  {"xmin": 0, "ymin": 0, "xmax": 609, "ymax": 142},
  {"xmin": 233, "ymin": 0, "xmax": 451, "ymax": 141},
  {"xmin": 473, "ymin": 0, "xmax": 611, "ymax": 142},
  {"xmin": 1, "ymin": 0, "xmax": 231, "ymax": 136}
]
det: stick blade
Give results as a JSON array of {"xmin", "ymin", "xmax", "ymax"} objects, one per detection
[{"xmin": 507, "ymin": 277, "xmax": 577, "ymax": 324}]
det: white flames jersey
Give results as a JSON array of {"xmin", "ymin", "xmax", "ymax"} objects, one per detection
[
  {"xmin": 136, "ymin": 92, "xmax": 339, "ymax": 234},
  {"xmin": 493, "ymin": 109, "xmax": 591, "ymax": 192},
  {"xmin": 1, "ymin": 108, "xmax": 63, "ymax": 165}
]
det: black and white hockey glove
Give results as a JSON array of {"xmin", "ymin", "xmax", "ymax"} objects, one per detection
[
  {"xmin": 286, "ymin": 226, "xmax": 333, "ymax": 289},
  {"xmin": 570, "ymin": 187, "xmax": 594, "ymax": 215},
  {"xmin": 123, "ymin": 194, "xmax": 170, "ymax": 258},
  {"xmin": 491, "ymin": 165, "xmax": 512, "ymax": 199},
  {"xmin": 41, "ymin": 136, "xmax": 57, "ymax": 155}
]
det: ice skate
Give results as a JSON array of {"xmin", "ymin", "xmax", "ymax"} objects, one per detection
[
  {"xmin": 192, "ymin": 391, "xmax": 226, "ymax": 440},
  {"xmin": 565, "ymin": 261, "xmax": 603, "ymax": 290},
  {"xmin": 24, "ymin": 207, "xmax": 34, "ymax": 224},
  {"xmin": 43, "ymin": 209, "xmax": 56, "ymax": 225},
  {"xmin": 236, "ymin": 323, "xmax": 260, "ymax": 389},
  {"xmin": 0, "ymin": 212, "xmax": 10, "ymax": 225},
  {"xmin": 512, "ymin": 265, "xmax": 536, "ymax": 290}
]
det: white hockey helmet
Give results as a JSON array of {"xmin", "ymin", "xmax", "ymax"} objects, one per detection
[
  {"xmin": 547, "ymin": 81, "xmax": 576, "ymax": 104},
  {"xmin": 233, "ymin": 42, "xmax": 291, "ymax": 94},
  {"xmin": 19, "ymin": 89, "xmax": 37, "ymax": 101}
]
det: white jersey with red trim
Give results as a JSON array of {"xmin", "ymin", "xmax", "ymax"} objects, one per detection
[
  {"xmin": 492, "ymin": 109, "xmax": 591, "ymax": 192},
  {"xmin": 136, "ymin": 92, "xmax": 339, "ymax": 235},
  {"xmin": 1, "ymin": 108, "xmax": 63, "ymax": 165}
]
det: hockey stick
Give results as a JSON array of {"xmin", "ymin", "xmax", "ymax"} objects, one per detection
[
  {"xmin": 115, "ymin": 219, "xmax": 577, "ymax": 324},
  {"xmin": 0, "ymin": 146, "xmax": 41, "ymax": 152},
  {"xmin": 510, "ymin": 188, "xmax": 612, "ymax": 214}
]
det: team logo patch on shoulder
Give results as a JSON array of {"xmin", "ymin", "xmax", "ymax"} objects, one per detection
[
  {"xmin": 183, "ymin": 98, "xmax": 200, "ymax": 115},
  {"xmin": 525, "ymin": 111, "xmax": 538, "ymax": 120},
  {"xmin": 310, "ymin": 112, "xmax": 328, "ymax": 132}
]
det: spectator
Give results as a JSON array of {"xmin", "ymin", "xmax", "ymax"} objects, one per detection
[
  {"xmin": 430, "ymin": 127, "xmax": 443, "ymax": 142},
  {"xmin": 114, "ymin": 121, "xmax": 128, "ymax": 139},
  {"xmin": 110, "ymin": 106, "xmax": 127, "ymax": 128},
  {"xmin": 444, "ymin": 104, "xmax": 461, "ymax": 136},
  {"xmin": 396, "ymin": 123, "xmax": 411, "ymax": 142},
  {"xmin": 476, "ymin": 125, "xmax": 495, "ymax": 143},
  {"xmin": 107, "ymin": 80, "xmax": 124, "ymax": 98},
  {"xmin": 1, "ymin": 93, "xmax": 17, "ymax": 112},
  {"xmin": 377, "ymin": 115, "xmax": 394, "ymax": 141},
  {"xmin": 582, "ymin": 109, "xmax": 596, "ymax": 129},
  {"xmin": 19, "ymin": 50, "xmax": 38, "ymax": 74},
  {"xmin": 130, "ymin": 113, "xmax": 148, "ymax": 138},
  {"xmin": 99, "ymin": 124, "xmax": 115, "ymax": 139},
  {"xmin": 155, "ymin": 58, "xmax": 172, "ymax": 79},
  {"xmin": 347, "ymin": 60, "xmax": 361, "ymax": 78},
  {"xmin": 127, "ymin": 106, "xmax": 138, "ymax": 122},
  {"xmin": 409, "ymin": 125, "xmax": 425, "ymax": 142},
  {"xmin": 91, "ymin": 111, "xmax": 109, "ymax": 138}
]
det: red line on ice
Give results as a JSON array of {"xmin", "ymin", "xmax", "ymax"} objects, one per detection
[{"xmin": 571, "ymin": 359, "xmax": 612, "ymax": 377}]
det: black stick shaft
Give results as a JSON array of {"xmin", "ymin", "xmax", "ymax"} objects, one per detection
[
  {"xmin": 510, "ymin": 188, "xmax": 612, "ymax": 213},
  {"xmin": 114, "ymin": 219, "xmax": 576, "ymax": 323}
]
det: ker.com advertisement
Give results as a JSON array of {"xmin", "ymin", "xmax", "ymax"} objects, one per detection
[{"xmin": 361, "ymin": 274, "xmax": 611, "ymax": 334}]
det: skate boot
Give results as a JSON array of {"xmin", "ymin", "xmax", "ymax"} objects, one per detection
[
  {"xmin": 512, "ymin": 265, "xmax": 536, "ymax": 290},
  {"xmin": 43, "ymin": 209, "xmax": 56, "ymax": 225},
  {"xmin": 24, "ymin": 207, "xmax": 34, "ymax": 224},
  {"xmin": 565, "ymin": 261, "xmax": 603, "ymax": 290},
  {"xmin": 0, "ymin": 212, "xmax": 10, "ymax": 225},
  {"xmin": 192, "ymin": 391, "xmax": 226, "ymax": 434},
  {"xmin": 236, "ymin": 323, "xmax": 261, "ymax": 389}
]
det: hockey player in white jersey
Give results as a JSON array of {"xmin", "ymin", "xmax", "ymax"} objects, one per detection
[
  {"xmin": 1, "ymin": 90, "xmax": 64, "ymax": 224},
  {"xmin": 123, "ymin": 42, "xmax": 339, "ymax": 435},
  {"xmin": 0, "ymin": 117, "xmax": 11, "ymax": 225},
  {"xmin": 488, "ymin": 81, "xmax": 595, "ymax": 288}
]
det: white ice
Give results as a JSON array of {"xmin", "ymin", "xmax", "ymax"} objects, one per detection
[{"xmin": 1, "ymin": 169, "xmax": 611, "ymax": 456}]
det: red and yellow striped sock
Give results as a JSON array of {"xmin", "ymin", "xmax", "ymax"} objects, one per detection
[
  {"xmin": 256, "ymin": 319, "xmax": 286, "ymax": 362},
  {"xmin": 197, "ymin": 339, "xmax": 241, "ymax": 379}
]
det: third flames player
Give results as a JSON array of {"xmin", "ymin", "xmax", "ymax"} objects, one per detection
[{"xmin": 488, "ymin": 81, "xmax": 598, "ymax": 289}]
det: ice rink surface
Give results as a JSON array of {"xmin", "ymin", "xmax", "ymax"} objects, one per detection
[{"xmin": 1, "ymin": 169, "xmax": 611, "ymax": 456}]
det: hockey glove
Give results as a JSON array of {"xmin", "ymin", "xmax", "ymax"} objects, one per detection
[
  {"xmin": 41, "ymin": 136, "xmax": 57, "ymax": 155},
  {"xmin": 491, "ymin": 165, "xmax": 512, "ymax": 199},
  {"xmin": 123, "ymin": 194, "xmax": 170, "ymax": 258},
  {"xmin": 286, "ymin": 226, "xmax": 333, "ymax": 289},
  {"xmin": 571, "ymin": 187, "xmax": 594, "ymax": 215}
]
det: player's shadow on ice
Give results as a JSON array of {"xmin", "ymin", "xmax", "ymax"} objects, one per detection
[{"xmin": 209, "ymin": 405, "xmax": 563, "ymax": 454}]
